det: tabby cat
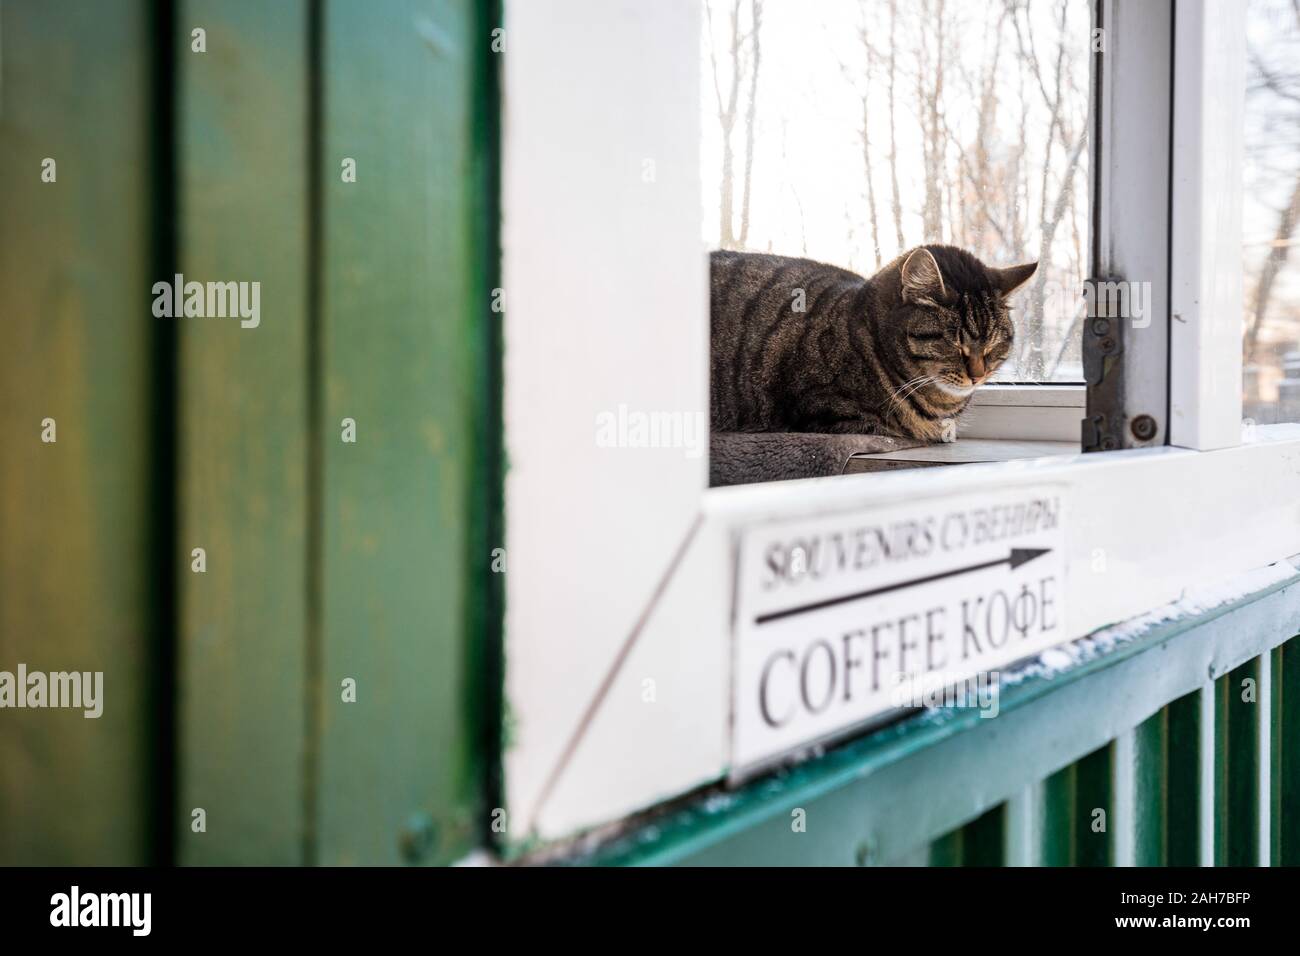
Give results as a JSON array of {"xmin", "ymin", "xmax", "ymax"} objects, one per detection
[{"xmin": 710, "ymin": 245, "xmax": 1037, "ymax": 441}]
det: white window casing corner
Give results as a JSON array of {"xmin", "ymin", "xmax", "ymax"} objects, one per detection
[{"xmin": 1169, "ymin": 0, "xmax": 1247, "ymax": 451}]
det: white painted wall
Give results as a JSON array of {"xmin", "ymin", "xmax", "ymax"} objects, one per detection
[{"xmin": 501, "ymin": 0, "xmax": 710, "ymax": 840}]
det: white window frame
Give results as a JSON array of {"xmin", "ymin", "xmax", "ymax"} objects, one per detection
[
  {"xmin": 1169, "ymin": 0, "xmax": 1246, "ymax": 449},
  {"xmin": 500, "ymin": 0, "xmax": 1287, "ymax": 846},
  {"xmin": 963, "ymin": 384, "xmax": 1085, "ymax": 441},
  {"xmin": 1088, "ymin": 0, "xmax": 1175, "ymax": 451}
]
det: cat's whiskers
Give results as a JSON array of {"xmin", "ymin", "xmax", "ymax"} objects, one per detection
[
  {"xmin": 886, "ymin": 374, "xmax": 939, "ymax": 415},
  {"xmin": 886, "ymin": 376, "xmax": 933, "ymax": 409},
  {"xmin": 887, "ymin": 375, "xmax": 932, "ymax": 402}
]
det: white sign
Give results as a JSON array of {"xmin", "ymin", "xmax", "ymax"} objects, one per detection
[{"xmin": 732, "ymin": 485, "xmax": 1068, "ymax": 772}]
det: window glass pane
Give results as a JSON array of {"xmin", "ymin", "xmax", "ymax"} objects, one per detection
[
  {"xmin": 701, "ymin": 0, "xmax": 1091, "ymax": 382},
  {"xmin": 1243, "ymin": 0, "xmax": 1300, "ymax": 426}
]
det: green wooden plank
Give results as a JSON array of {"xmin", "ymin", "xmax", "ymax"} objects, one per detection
[
  {"xmin": 956, "ymin": 805, "xmax": 1004, "ymax": 865},
  {"xmin": 1258, "ymin": 649, "xmax": 1272, "ymax": 864},
  {"xmin": 1041, "ymin": 764, "xmax": 1076, "ymax": 866},
  {"xmin": 474, "ymin": 0, "xmax": 507, "ymax": 853},
  {"xmin": 1270, "ymin": 644, "xmax": 1282, "ymax": 866},
  {"xmin": 1214, "ymin": 659, "xmax": 1261, "ymax": 866},
  {"xmin": 1277, "ymin": 638, "xmax": 1300, "ymax": 865},
  {"xmin": 1214, "ymin": 673, "xmax": 1230, "ymax": 865},
  {"xmin": 978, "ymin": 748, "xmax": 1109, "ymax": 868},
  {"xmin": 1074, "ymin": 745, "xmax": 1113, "ymax": 866},
  {"xmin": 175, "ymin": 0, "xmax": 311, "ymax": 865},
  {"xmin": 1132, "ymin": 710, "xmax": 1167, "ymax": 865},
  {"xmin": 927, "ymin": 809, "xmax": 1010, "ymax": 867},
  {"xmin": 1026, "ymin": 749, "xmax": 1112, "ymax": 868},
  {"xmin": 1231, "ymin": 661, "xmax": 1261, "ymax": 866},
  {"xmin": 315, "ymin": 0, "xmax": 490, "ymax": 864},
  {"xmin": 0, "ymin": 0, "xmax": 156, "ymax": 865},
  {"xmin": 1165, "ymin": 690, "xmax": 1202, "ymax": 865},
  {"xmin": 928, "ymin": 829, "xmax": 964, "ymax": 867}
]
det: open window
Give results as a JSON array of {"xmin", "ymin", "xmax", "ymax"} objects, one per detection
[
  {"xmin": 499, "ymin": 0, "xmax": 1299, "ymax": 851},
  {"xmin": 701, "ymin": 0, "xmax": 1090, "ymax": 484}
]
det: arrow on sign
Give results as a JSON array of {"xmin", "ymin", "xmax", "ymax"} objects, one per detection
[{"xmin": 755, "ymin": 547, "xmax": 1052, "ymax": 626}]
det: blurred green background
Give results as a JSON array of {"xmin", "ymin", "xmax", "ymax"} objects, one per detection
[{"xmin": 0, "ymin": 0, "xmax": 500, "ymax": 865}]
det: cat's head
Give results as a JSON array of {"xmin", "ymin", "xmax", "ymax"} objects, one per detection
[{"xmin": 893, "ymin": 245, "xmax": 1036, "ymax": 396}]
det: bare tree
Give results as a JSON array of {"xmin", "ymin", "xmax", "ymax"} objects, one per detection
[
  {"xmin": 969, "ymin": 3, "xmax": 1011, "ymax": 254},
  {"xmin": 1009, "ymin": 0, "xmax": 1089, "ymax": 378},
  {"xmin": 886, "ymin": 0, "xmax": 907, "ymax": 250},
  {"xmin": 915, "ymin": 0, "xmax": 949, "ymax": 241},
  {"xmin": 1246, "ymin": 178, "xmax": 1300, "ymax": 365},
  {"xmin": 1243, "ymin": 0, "xmax": 1300, "ymax": 369},
  {"xmin": 948, "ymin": 0, "xmax": 1013, "ymax": 261},
  {"xmin": 860, "ymin": 87, "xmax": 884, "ymax": 267},
  {"xmin": 707, "ymin": 0, "xmax": 763, "ymax": 250},
  {"xmin": 1009, "ymin": 62, "xmax": 1029, "ymax": 263},
  {"xmin": 842, "ymin": 3, "xmax": 884, "ymax": 267},
  {"xmin": 738, "ymin": 1, "xmax": 764, "ymax": 245}
]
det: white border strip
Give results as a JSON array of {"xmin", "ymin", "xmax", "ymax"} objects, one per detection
[{"xmin": 1169, "ymin": 0, "xmax": 1246, "ymax": 450}]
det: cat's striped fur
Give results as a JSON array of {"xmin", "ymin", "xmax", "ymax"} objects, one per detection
[{"xmin": 710, "ymin": 245, "xmax": 1036, "ymax": 441}]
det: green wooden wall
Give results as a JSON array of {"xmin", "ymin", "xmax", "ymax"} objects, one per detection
[
  {"xmin": 174, "ymin": 0, "xmax": 313, "ymax": 866},
  {"xmin": 0, "ymin": 0, "xmax": 498, "ymax": 866},
  {"xmin": 0, "ymin": 0, "xmax": 158, "ymax": 866},
  {"xmin": 316, "ymin": 0, "xmax": 493, "ymax": 865}
]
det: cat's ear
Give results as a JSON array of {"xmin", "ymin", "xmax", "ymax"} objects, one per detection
[
  {"xmin": 900, "ymin": 248, "xmax": 946, "ymax": 304},
  {"xmin": 994, "ymin": 261, "xmax": 1037, "ymax": 297}
]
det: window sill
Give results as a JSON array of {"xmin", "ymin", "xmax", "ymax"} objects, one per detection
[{"xmin": 845, "ymin": 438, "xmax": 1079, "ymax": 472}]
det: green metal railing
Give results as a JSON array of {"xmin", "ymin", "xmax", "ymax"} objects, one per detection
[{"xmin": 579, "ymin": 569, "xmax": 1300, "ymax": 866}]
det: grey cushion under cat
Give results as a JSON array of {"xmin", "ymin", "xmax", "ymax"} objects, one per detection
[{"xmin": 709, "ymin": 432, "xmax": 923, "ymax": 487}]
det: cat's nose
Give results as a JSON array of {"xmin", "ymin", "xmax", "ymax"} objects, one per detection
[{"xmin": 965, "ymin": 354, "xmax": 986, "ymax": 379}]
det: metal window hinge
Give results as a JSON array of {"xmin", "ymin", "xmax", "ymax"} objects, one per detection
[{"xmin": 1082, "ymin": 275, "xmax": 1124, "ymax": 452}]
